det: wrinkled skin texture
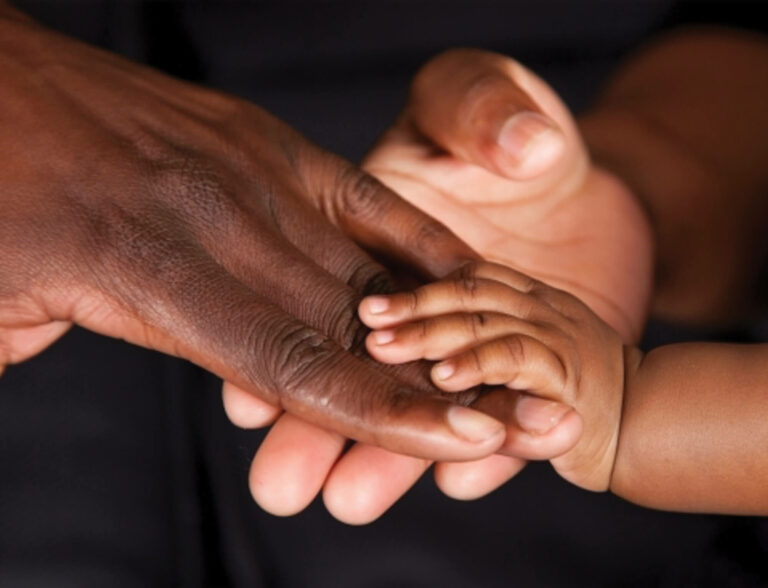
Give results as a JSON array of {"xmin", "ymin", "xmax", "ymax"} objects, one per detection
[
  {"xmin": 237, "ymin": 50, "xmax": 653, "ymax": 523},
  {"xmin": 361, "ymin": 261, "xmax": 627, "ymax": 492},
  {"xmin": 0, "ymin": 12, "xmax": 517, "ymax": 461}
]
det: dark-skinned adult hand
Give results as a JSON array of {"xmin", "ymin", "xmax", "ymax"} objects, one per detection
[
  {"xmin": 231, "ymin": 49, "xmax": 649, "ymax": 523},
  {"xmin": 0, "ymin": 9, "xmax": 515, "ymax": 464}
]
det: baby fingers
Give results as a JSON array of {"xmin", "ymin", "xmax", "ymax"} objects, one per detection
[
  {"xmin": 359, "ymin": 272, "xmax": 556, "ymax": 331},
  {"xmin": 429, "ymin": 333, "xmax": 567, "ymax": 397},
  {"xmin": 365, "ymin": 311, "xmax": 541, "ymax": 364}
]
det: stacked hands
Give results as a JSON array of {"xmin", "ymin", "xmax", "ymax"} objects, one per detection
[
  {"xmin": 237, "ymin": 50, "xmax": 652, "ymax": 522},
  {"xmin": 358, "ymin": 260, "xmax": 630, "ymax": 494},
  {"xmin": 0, "ymin": 8, "xmax": 653, "ymax": 524}
]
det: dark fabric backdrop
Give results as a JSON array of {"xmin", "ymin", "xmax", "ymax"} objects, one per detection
[{"xmin": 1, "ymin": 2, "xmax": 767, "ymax": 586}]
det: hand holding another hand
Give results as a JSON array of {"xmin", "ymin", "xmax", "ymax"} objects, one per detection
[
  {"xmin": 241, "ymin": 49, "xmax": 652, "ymax": 522},
  {"xmin": 0, "ymin": 6, "xmax": 651, "ymax": 523},
  {"xmin": 360, "ymin": 261, "xmax": 630, "ymax": 493},
  {"xmin": 365, "ymin": 49, "xmax": 653, "ymax": 343},
  {"xmin": 0, "ymin": 13, "xmax": 511, "ymax": 476}
]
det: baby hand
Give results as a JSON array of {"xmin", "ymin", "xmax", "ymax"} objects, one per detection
[{"xmin": 359, "ymin": 261, "xmax": 632, "ymax": 491}]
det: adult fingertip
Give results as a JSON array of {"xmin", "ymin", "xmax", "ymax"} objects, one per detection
[
  {"xmin": 221, "ymin": 381, "xmax": 281, "ymax": 428},
  {"xmin": 323, "ymin": 448, "xmax": 430, "ymax": 525},
  {"xmin": 434, "ymin": 454, "xmax": 526, "ymax": 500},
  {"xmin": 434, "ymin": 462, "xmax": 495, "ymax": 501},
  {"xmin": 248, "ymin": 415, "xmax": 346, "ymax": 517},
  {"xmin": 514, "ymin": 394, "xmax": 573, "ymax": 436},
  {"xmin": 445, "ymin": 405, "xmax": 505, "ymax": 445},
  {"xmin": 495, "ymin": 111, "xmax": 566, "ymax": 179},
  {"xmin": 322, "ymin": 483, "xmax": 383, "ymax": 526},
  {"xmin": 249, "ymin": 460, "xmax": 311, "ymax": 517}
]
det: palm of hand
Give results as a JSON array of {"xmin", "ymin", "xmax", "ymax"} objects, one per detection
[{"xmin": 364, "ymin": 124, "xmax": 653, "ymax": 343}]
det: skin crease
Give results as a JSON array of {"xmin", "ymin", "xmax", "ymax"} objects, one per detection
[
  {"xmin": 244, "ymin": 32, "xmax": 768, "ymax": 523},
  {"xmin": 0, "ymin": 5, "xmax": 527, "ymax": 464},
  {"xmin": 362, "ymin": 263, "xmax": 768, "ymax": 515},
  {"xmin": 359, "ymin": 261, "xmax": 626, "ymax": 493},
  {"xmin": 244, "ymin": 50, "xmax": 654, "ymax": 523}
]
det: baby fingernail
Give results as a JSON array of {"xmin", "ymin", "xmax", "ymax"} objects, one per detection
[
  {"xmin": 515, "ymin": 395, "xmax": 571, "ymax": 435},
  {"xmin": 433, "ymin": 362, "xmax": 455, "ymax": 381},
  {"xmin": 446, "ymin": 405, "xmax": 504, "ymax": 443},
  {"xmin": 372, "ymin": 330, "xmax": 395, "ymax": 345},
  {"xmin": 366, "ymin": 296, "xmax": 390, "ymax": 314},
  {"xmin": 497, "ymin": 112, "xmax": 564, "ymax": 173}
]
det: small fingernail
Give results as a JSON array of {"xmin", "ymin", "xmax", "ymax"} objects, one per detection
[
  {"xmin": 515, "ymin": 394, "xmax": 571, "ymax": 435},
  {"xmin": 433, "ymin": 362, "xmax": 455, "ymax": 381},
  {"xmin": 372, "ymin": 329, "xmax": 395, "ymax": 345},
  {"xmin": 497, "ymin": 112, "xmax": 564, "ymax": 173},
  {"xmin": 366, "ymin": 296, "xmax": 390, "ymax": 314},
  {"xmin": 446, "ymin": 405, "xmax": 505, "ymax": 443}
]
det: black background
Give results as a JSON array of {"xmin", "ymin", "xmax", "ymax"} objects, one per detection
[{"xmin": 1, "ymin": 2, "xmax": 767, "ymax": 586}]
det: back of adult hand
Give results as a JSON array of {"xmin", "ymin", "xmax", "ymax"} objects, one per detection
[{"xmin": 0, "ymin": 9, "xmax": 507, "ymax": 460}]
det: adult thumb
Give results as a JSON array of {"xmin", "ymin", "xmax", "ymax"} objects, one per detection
[{"xmin": 407, "ymin": 48, "xmax": 572, "ymax": 179}]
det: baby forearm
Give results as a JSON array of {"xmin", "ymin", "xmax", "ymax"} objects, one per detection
[{"xmin": 612, "ymin": 343, "xmax": 768, "ymax": 515}]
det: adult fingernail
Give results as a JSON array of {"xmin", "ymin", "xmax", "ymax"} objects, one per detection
[
  {"xmin": 497, "ymin": 112, "xmax": 564, "ymax": 174},
  {"xmin": 366, "ymin": 296, "xmax": 390, "ymax": 314},
  {"xmin": 515, "ymin": 395, "xmax": 571, "ymax": 435},
  {"xmin": 446, "ymin": 405, "xmax": 504, "ymax": 443},
  {"xmin": 372, "ymin": 329, "xmax": 395, "ymax": 345}
]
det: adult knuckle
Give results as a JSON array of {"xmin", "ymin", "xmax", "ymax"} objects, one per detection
[
  {"xmin": 259, "ymin": 320, "xmax": 407, "ymax": 423},
  {"xmin": 335, "ymin": 164, "xmax": 388, "ymax": 220},
  {"xmin": 346, "ymin": 260, "xmax": 394, "ymax": 297},
  {"xmin": 258, "ymin": 320, "xmax": 339, "ymax": 398},
  {"xmin": 327, "ymin": 295, "xmax": 369, "ymax": 354},
  {"xmin": 413, "ymin": 218, "xmax": 454, "ymax": 258}
]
